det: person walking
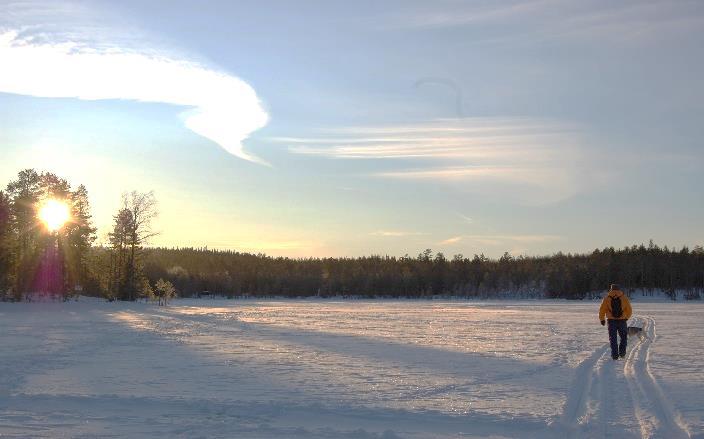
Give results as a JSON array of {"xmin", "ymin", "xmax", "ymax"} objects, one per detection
[{"xmin": 599, "ymin": 284, "xmax": 633, "ymax": 360}]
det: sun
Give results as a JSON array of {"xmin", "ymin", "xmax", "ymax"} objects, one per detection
[{"xmin": 38, "ymin": 199, "xmax": 71, "ymax": 232}]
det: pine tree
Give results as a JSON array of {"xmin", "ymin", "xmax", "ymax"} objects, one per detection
[
  {"xmin": 65, "ymin": 184, "xmax": 97, "ymax": 293},
  {"xmin": 0, "ymin": 191, "xmax": 11, "ymax": 299}
]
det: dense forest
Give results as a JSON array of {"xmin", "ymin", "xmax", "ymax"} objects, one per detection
[
  {"xmin": 139, "ymin": 244, "xmax": 704, "ymax": 300},
  {"xmin": 1, "ymin": 169, "xmax": 703, "ymax": 301}
]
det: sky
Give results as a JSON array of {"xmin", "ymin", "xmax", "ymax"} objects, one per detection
[{"xmin": 1, "ymin": 0, "xmax": 702, "ymax": 258}]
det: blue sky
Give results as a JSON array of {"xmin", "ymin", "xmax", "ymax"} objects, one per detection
[{"xmin": 1, "ymin": 0, "xmax": 702, "ymax": 257}]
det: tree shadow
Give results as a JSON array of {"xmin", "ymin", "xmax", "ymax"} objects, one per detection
[{"xmin": 1, "ymin": 302, "xmax": 567, "ymax": 437}]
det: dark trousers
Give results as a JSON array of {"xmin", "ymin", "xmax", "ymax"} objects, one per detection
[{"xmin": 608, "ymin": 319, "xmax": 628, "ymax": 358}]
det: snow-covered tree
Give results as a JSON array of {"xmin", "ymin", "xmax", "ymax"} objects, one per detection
[{"xmin": 154, "ymin": 278, "xmax": 175, "ymax": 306}]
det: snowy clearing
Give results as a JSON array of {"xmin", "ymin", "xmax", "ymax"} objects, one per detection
[{"xmin": 1, "ymin": 299, "xmax": 702, "ymax": 438}]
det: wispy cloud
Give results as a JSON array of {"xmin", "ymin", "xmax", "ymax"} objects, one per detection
[
  {"xmin": 0, "ymin": 23, "xmax": 269, "ymax": 164},
  {"xmin": 380, "ymin": 0, "xmax": 554, "ymax": 31},
  {"xmin": 282, "ymin": 117, "xmax": 581, "ymax": 203},
  {"xmin": 282, "ymin": 118, "xmax": 574, "ymax": 159},
  {"xmin": 439, "ymin": 236, "xmax": 463, "ymax": 245},
  {"xmin": 370, "ymin": 230, "xmax": 425, "ymax": 237},
  {"xmin": 456, "ymin": 213, "xmax": 474, "ymax": 224},
  {"xmin": 379, "ymin": 0, "xmax": 704, "ymax": 45},
  {"xmin": 439, "ymin": 234, "xmax": 562, "ymax": 247}
]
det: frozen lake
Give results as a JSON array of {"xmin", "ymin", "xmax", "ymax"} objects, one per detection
[{"xmin": 1, "ymin": 299, "xmax": 702, "ymax": 438}]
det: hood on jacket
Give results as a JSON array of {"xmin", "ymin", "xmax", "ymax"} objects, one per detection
[{"xmin": 608, "ymin": 289, "xmax": 624, "ymax": 298}]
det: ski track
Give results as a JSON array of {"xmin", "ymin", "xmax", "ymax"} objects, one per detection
[
  {"xmin": 555, "ymin": 343, "xmax": 608, "ymax": 433},
  {"xmin": 557, "ymin": 316, "xmax": 691, "ymax": 439},
  {"xmin": 624, "ymin": 317, "xmax": 690, "ymax": 439}
]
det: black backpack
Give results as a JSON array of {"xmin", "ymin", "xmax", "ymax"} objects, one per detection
[{"xmin": 611, "ymin": 296, "xmax": 623, "ymax": 318}]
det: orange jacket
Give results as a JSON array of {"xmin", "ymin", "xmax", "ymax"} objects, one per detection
[{"xmin": 599, "ymin": 289, "xmax": 632, "ymax": 320}]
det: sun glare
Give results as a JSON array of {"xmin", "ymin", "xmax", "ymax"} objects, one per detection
[{"xmin": 38, "ymin": 199, "xmax": 70, "ymax": 232}]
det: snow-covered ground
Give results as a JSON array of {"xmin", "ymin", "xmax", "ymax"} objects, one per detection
[{"xmin": 0, "ymin": 299, "xmax": 701, "ymax": 438}]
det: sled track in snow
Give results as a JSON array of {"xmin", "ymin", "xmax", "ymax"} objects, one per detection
[
  {"xmin": 556, "ymin": 316, "xmax": 691, "ymax": 439},
  {"xmin": 556, "ymin": 343, "xmax": 609, "ymax": 435},
  {"xmin": 624, "ymin": 317, "xmax": 690, "ymax": 439}
]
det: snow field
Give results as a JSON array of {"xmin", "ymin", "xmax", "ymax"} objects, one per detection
[{"xmin": 0, "ymin": 299, "xmax": 701, "ymax": 438}]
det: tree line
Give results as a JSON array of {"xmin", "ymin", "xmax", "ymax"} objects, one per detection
[
  {"xmin": 139, "ymin": 243, "xmax": 703, "ymax": 300},
  {"xmin": 1, "ymin": 169, "xmax": 702, "ymax": 301}
]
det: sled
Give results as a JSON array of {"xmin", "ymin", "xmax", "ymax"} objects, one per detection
[{"xmin": 627, "ymin": 316, "xmax": 644, "ymax": 337}]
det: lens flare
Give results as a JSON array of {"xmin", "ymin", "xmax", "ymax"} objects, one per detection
[{"xmin": 38, "ymin": 199, "xmax": 70, "ymax": 232}]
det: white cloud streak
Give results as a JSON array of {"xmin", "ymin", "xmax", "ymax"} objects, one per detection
[
  {"xmin": 382, "ymin": 0, "xmax": 555, "ymax": 30},
  {"xmin": 457, "ymin": 213, "xmax": 474, "ymax": 224},
  {"xmin": 439, "ymin": 234, "xmax": 563, "ymax": 247},
  {"xmin": 370, "ymin": 230, "xmax": 425, "ymax": 237},
  {"xmin": 379, "ymin": 0, "xmax": 704, "ymax": 45},
  {"xmin": 0, "ymin": 30, "xmax": 269, "ymax": 164},
  {"xmin": 281, "ymin": 118, "xmax": 582, "ymax": 203},
  {"xmin": 439, "ymin": 236, "xmax": 463, "ymax": 245}
]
